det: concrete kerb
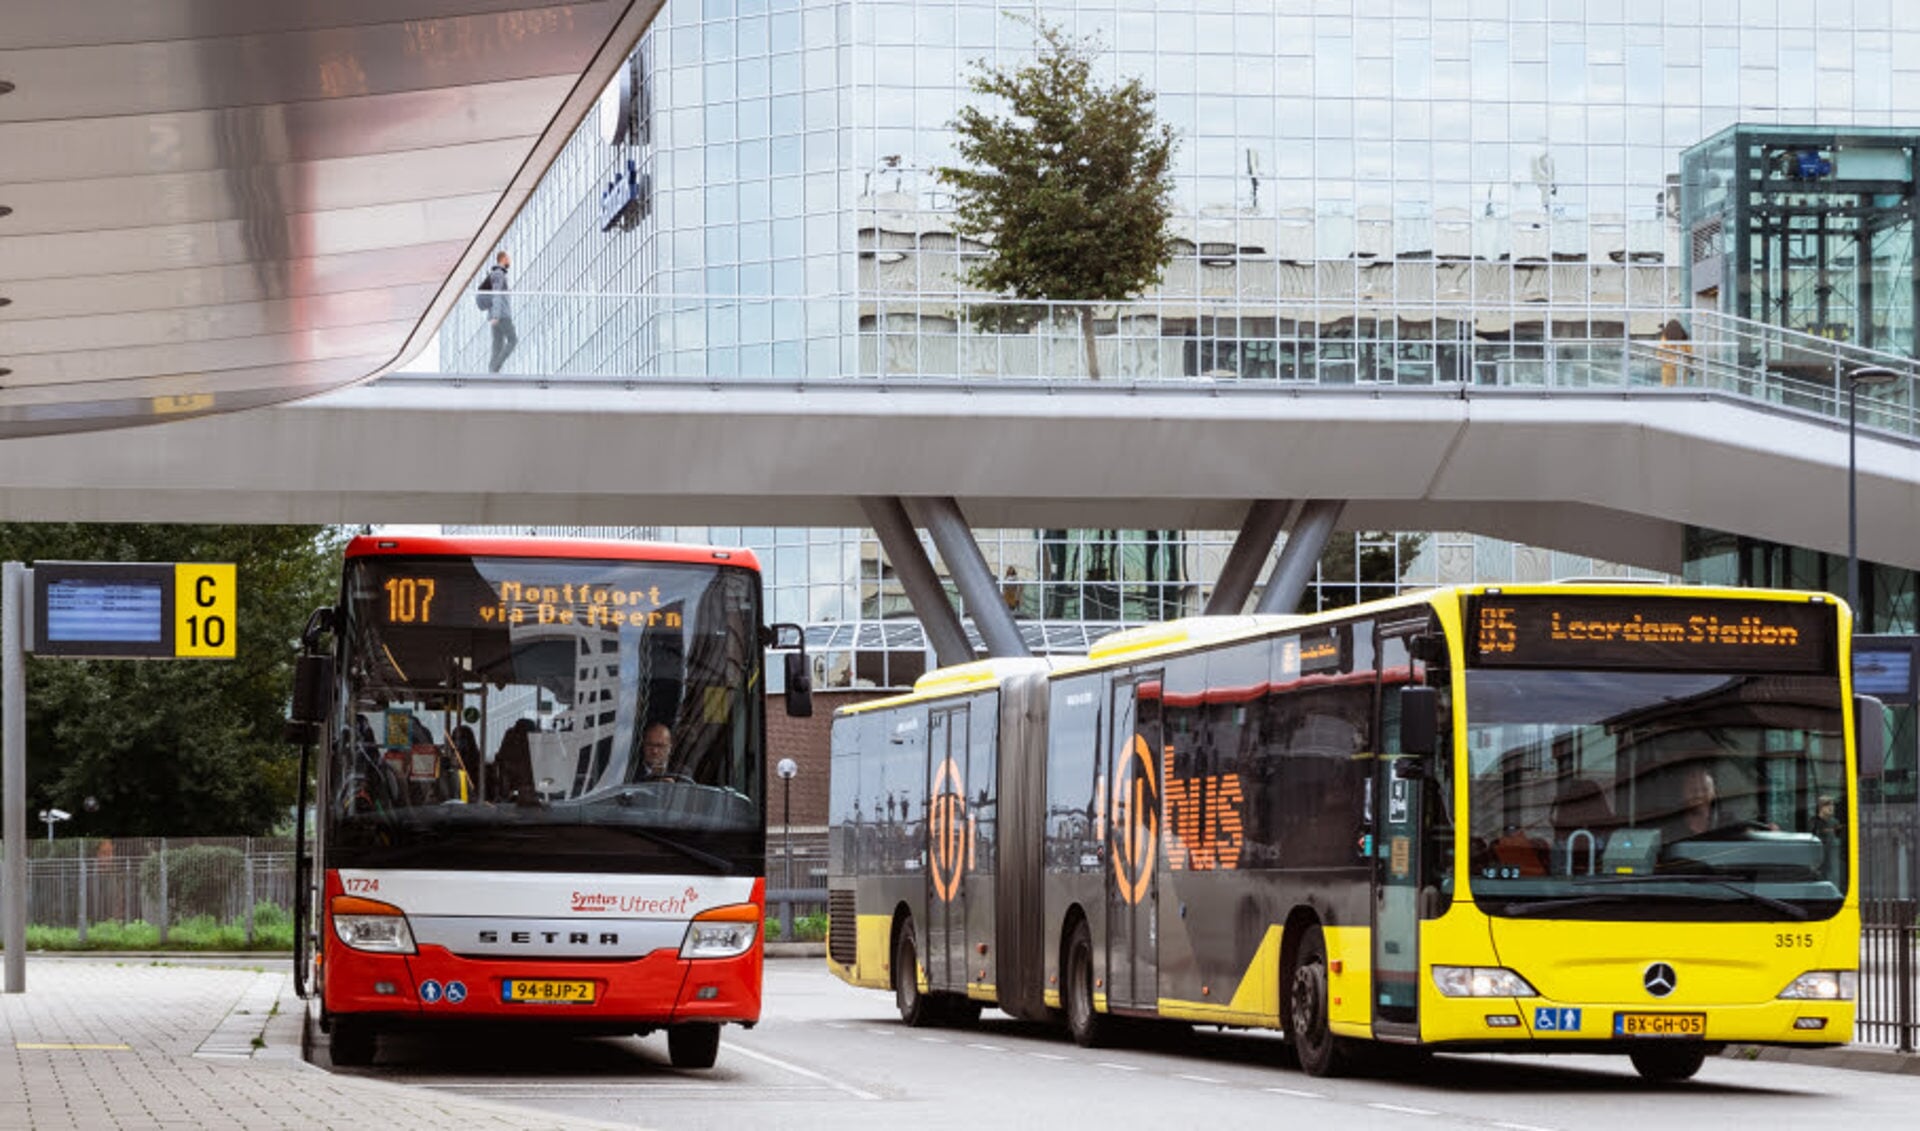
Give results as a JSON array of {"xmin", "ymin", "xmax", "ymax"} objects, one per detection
[{"xmin": 1723, "ymin": 1042, "xmax": 1920, "ymax": 1075}]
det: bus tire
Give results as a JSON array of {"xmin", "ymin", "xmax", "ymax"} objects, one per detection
[
  {"xmin": 1287, "ymin": 924, "xmax": 1353, "ymax": 1078},
  {"xmin": 893, "ymin": 917, "xmax": 935, "ymax": 1027},
  {"xmin": 667, "ymin": 1022, "xmax": 722, "ymax": 1069},
  {"xmin": 327, "ymin": 1017, "xmax": 376, "ymax": 1067},
  {"xmin": 1629, "ymin": 1045, "xmax": 1706, "ymax": 1082},
  {"xmin": 1064, "ymin": 919, "xmax": 1114, "ymax": 1049}
]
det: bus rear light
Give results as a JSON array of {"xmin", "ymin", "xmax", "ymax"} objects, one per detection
[
  {"xmin": 1778, "ymin": 971, "xmax": 1856, "ymax": 1000},
  {"xmin": 1431, "ymin": 966, "xmax": 1537, "ymax": 998},
  {"xmin": 681, "ymin": 902, "xmax": 760, "ymax": 959},
  {"xmin": 330, "ymin": 895, "xmax": 417, "ymax": 955}
]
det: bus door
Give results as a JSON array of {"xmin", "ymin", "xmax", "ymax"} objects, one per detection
[
  {"xmin": 1105, "ymin": 674, "xmax": 1162, "ymax": 1011},
  {"xmin": 925, "ymin": 704, "xmax": 971, "ymax": 992},
  {"xmin": 1371, "ymin": 623, "xmax": 1428, "ymax": 1040}
]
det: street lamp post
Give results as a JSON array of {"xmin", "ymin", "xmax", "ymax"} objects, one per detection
[
  {"xmin": 1844, "ymin": 365, "xmax": 1902, "ymax": 622},
  {"xmin": 776, "ymin": 757, "xmax": 798, "ymax": 933}
]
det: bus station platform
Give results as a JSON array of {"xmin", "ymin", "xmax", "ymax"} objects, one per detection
[{"xmin": 0, "ymin": 957, "xmax": 632, "ymax": 1130}]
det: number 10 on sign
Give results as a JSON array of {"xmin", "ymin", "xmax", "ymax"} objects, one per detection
[{"xmin": 175, "ymin": 564, "xmax": 236, "ymax": 658}]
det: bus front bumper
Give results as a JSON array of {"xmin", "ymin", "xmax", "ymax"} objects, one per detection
[{"xmin": 322, "ymin": 942, "xmax": 762, "ymax": 1028}]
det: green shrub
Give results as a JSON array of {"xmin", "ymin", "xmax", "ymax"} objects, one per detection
[
  {"xmin": 791, "ymin": 912, "xmax": 829, "ymax": 942},
  {"xmin": 139, "ymin": 845, "xmax": 246, "ymax": 921}
]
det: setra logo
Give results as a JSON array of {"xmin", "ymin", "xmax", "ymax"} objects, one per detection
[
  {"xmin": 1110, "ymin": 733, "xmax": 1158, "ymax": 905},
  {"xmin": 928, "ymin": 757, "xmax": 970, "ymax": 901}
]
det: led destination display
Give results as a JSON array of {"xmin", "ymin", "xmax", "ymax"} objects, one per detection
[{"xmin": 1467, "ymin": 594, "xmax": 1835, "ymax": 673}]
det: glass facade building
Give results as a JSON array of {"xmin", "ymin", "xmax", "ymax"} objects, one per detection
[{"xmin": 438, "ymin": 0, "xmax": 1920, "ymax": 689}]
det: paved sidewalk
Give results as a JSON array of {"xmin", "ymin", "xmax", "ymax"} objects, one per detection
[{"xmin": 0, "ymin": 957, "xmax": 636, "ymax": 1130}]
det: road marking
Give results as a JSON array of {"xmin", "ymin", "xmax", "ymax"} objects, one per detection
[
  {"xmin": 1369, "ymin": 1102, "xmax": 1436, "ymax": 1116},
  {"xmin": 1493, "ymin": 1123, "xmax": 1559, "ymax": 1131},
  {"xmin": 1264, "ymin": 1086, "xmax": 1325, "ymax": 1099},
  {"xmin": 1029, "ymin": 1052, "xmax": 1070, "ymax": 1061},
  {"xmin": 1094, "ymin": 1061, "xmax": 1140, "ymax": 1071},
  {"xmin": 726, "ymin": 1044, "xmax": 880, "ymax": 1101},
  {"xmin": 916, "ymin": 1036, "xmax": 949, "ymax": 1044},
  {"xmin": 1175, "ymin": 1073, "xmax": 1223, "ymax": 1084},
  {"xmin": 967, "ymin": 1043, "xmax": 1007, "ymax": 1052}
]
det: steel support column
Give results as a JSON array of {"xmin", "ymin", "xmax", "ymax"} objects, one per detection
[
  {"xmin": 1204, "ymin": 500, "xmax": 1294, "ymax": 615},
  {"xmin": 1255, "ymin": 499, "xmax": 1346, "ymax": 616},
  {"xmin": 861, "ymin": 497, "xmax": 974, "ymax": 668},
  {"xmin": 912, "ymin": 497, "xmax": 1032, "ymax": 659}
]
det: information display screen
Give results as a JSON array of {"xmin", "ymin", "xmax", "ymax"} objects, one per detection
[
  {"xmin": 1466, "ymin": 594, "xmax": 1835, "ymax": 674},
  {"xmin": 1853, "ymin": 648, "xmax": 1914, "ymax": 699},
  {"xmin": 32, "ymin": 563, "xmax": 177, "ymax": 658},
  {"xmin": 45, "ymin": 578, "xmax": 165, "ymax": 644}
]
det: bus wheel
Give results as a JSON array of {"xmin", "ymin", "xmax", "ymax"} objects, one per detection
[
  {"xmin": 1287, "ymin": 924, "xmax": 1351, "ymax": 1078},
  {"xmin": 1064, "ymin": 920, "xmax": 1113, "ymax": 1049},
  {"xmin": 1629, "ymin": 1046, "xmax": 1706, "ymax": 1082},
  {"xmin": 893, "ymin": 918, "xmax": 934, "ymax": 1027},
  {"xmin": 667, "ymin": 1022, "xmax": 722, "ymax": 1069},
  {"xmin": 327, "ymin": 1017, "xmax": 376, "ymax": 1068}
]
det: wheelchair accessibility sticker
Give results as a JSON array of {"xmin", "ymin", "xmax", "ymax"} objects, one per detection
[
  {"xmin": 1533, "ymin": 1007, "xmax": 1582, "ymax": 1032},
  {"xmin": 445, "ymin": 981, "xmax": 467, "ymax": 1005}
]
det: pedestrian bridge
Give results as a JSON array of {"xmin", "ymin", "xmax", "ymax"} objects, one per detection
[{"xmin": 1, "ymin": 310, "xmax": 1917, "ymax": 575}]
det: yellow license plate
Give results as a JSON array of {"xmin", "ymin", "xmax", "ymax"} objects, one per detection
[
  {"xmin": 503, "ymin": 979, "xmax": 597, "ymax": 1004},
  {"xmin": 1614, "ymin": 1012, "xmax": 1706, "ymax": 1037}
]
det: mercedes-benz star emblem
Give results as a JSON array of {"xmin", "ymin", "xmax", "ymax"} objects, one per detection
[{"xmin": 1644, "ymin": 962, "xmax": 1677, "ymax": 997}]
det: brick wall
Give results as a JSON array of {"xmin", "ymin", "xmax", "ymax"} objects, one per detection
[{"xmin": 764, "ymin": 689, "xmax": 892, "ymax": 831}]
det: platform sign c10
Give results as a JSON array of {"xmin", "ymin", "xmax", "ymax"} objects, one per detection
[{"xmin": 31, "ymin": 562, "xmax": 236, "ymax": 660}]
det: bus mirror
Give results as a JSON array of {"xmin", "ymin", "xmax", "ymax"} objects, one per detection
[
  {"xmin": 1399, "ymin": 685, "xmax": 1438, "ymax": 757},
  {"xmin": 768, "ymin": 623, "xmax": 805, "ymax": 650},
  {"xmin": 1856, "ymin": 694, "xmax": 1887, "ymax": 780},
  {"xmin": 784, "ymin": 651, "xmax": 814, "ymax": 718},
  {"xmin": 289, "ymin": 652, "xmax": 333, "ymax": 727}
]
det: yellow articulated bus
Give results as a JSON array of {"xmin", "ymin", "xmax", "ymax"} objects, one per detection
[{"xmin": 825, "ymin": 584, "xmax": 1882, "ymax": 1081}]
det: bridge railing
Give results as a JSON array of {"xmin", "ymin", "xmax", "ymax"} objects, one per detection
[{"xmin": 431, "ymin": 292, "xmax": 1920, "ymax": 436}]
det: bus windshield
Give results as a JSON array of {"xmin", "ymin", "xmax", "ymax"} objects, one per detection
[
  {"xmin": 328, "ymin": 555, "xmax": 765, "ymax": 872},
  {"xmin": 1464, "ymin": 669, "xmax": 1847, "ymax": 920}
]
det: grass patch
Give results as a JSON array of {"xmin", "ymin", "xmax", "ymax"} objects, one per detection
[{"xmin": 14, "ymin": 903, "xmax": 294, "ymax": 952}]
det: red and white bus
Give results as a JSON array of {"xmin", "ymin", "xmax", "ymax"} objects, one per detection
[{"xmin": 288, "ymin": 534, "xmax": 809, "ymax": 1068}]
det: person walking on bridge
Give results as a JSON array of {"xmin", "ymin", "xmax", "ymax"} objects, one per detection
[{"xmin": 482, "ymin": 249, "xmax": 518, "ymax": 372}]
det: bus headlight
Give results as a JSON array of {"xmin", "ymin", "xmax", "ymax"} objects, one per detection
[
  {"xmin": 1432, "ymin": 965, "xmax": 1538, "ymax": 998},
  {"xmin": 330, "ymin": 895, "xmax": 417, "ymax": 955},
  {"xmin": 680, "ymin": 902, "xmax": 761, "ymax": 959},
  {"xmin": 1778, "ymin": 970, "xmax": 1856, "ymax": 1000}
]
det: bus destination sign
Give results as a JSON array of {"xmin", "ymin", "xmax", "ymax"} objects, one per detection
[{"xmin": 1466, "ymin": 594, "xmax": 1833, "ymax": 673}]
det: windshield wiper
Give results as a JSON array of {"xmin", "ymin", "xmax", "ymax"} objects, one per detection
[
  {"xmin": 1503, "ymin": 876, "xmax": 1808, "ymax": 921},
  {"xmin": 615, "ymin": 823, "xmax": 737, "ymax": 874}
]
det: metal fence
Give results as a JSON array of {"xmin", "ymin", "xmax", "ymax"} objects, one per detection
[
  {"xmin": 1860, "ymin": 799, "xmax": 1920, "ymax": 1051},
  {"xmin": 8, "ymin": 833, "xmax": 833, "ymax": 945},
  {"xmin": 17, "ymin": 837, "xmax": 294, "ymax": 945}
]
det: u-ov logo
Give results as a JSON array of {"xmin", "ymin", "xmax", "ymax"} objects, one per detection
[
  {"xmin": 929, "ymin": 757, "xmax": 968, "ymax": 901},
  {"xmin": 1111, "ymin": 733, "xmax": 1158, "ymax": 905}
]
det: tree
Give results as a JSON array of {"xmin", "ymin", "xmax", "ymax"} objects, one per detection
[
  {"xmin": 0, "ymin": 524, "xmax": 345, "ymax": 836},
  {"xmin": 937, "ymin": 18, "xmax": 1177, "ymax": 380}
]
